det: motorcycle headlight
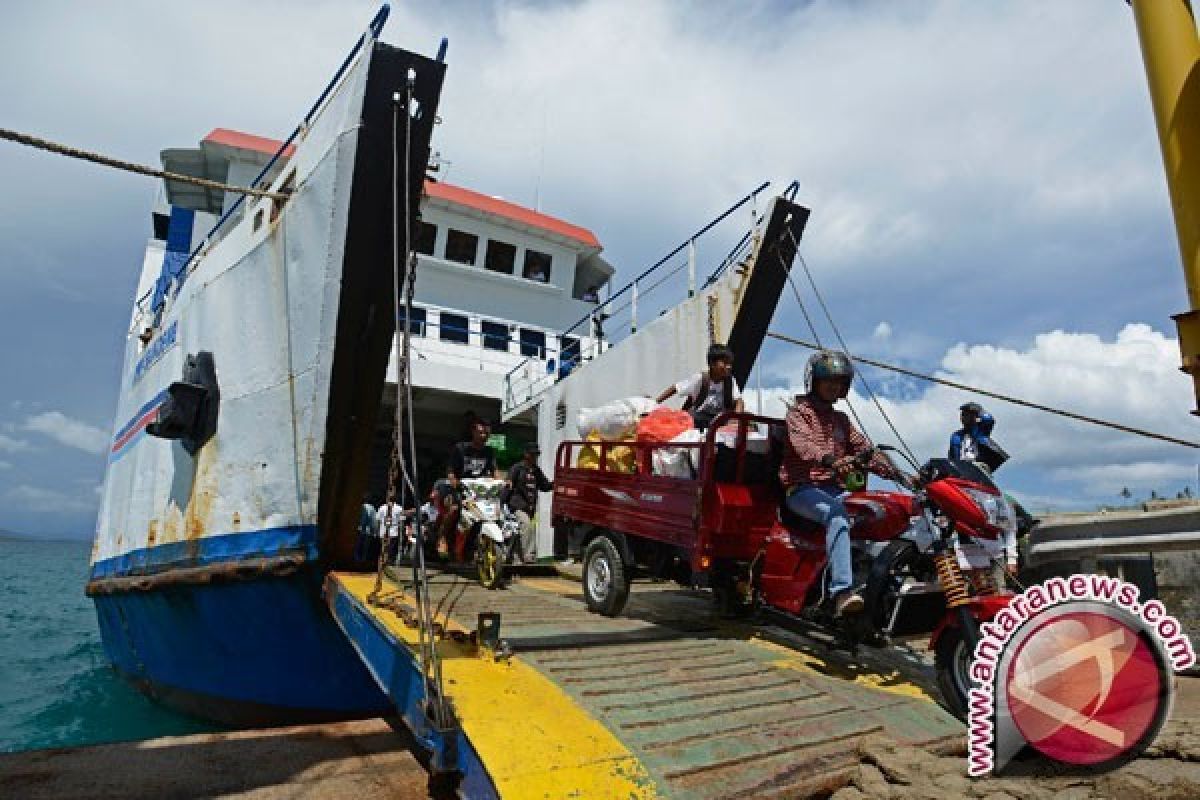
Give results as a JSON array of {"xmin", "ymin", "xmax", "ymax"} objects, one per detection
[{"xmin": 962, "ymin": 487, "xmax": 1017, "ymax": 537}]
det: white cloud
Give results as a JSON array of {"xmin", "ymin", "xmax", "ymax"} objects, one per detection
[
  {"xmin": 0, "ymin": 433, "xmax": 30, "ymax": 453},
  {"xmin": 389, "ymin": 0, "xmax": 1164, "ymax": 283},
  {"xmin": 873, "ymin": 322, "xmax": 893, "ymax": 342},
  {"xmin": 23, "ymin": 411, "xmax": 108, "ymax": 455},
  {"xmin": 3, "ymin": 484, "xmax": 97, "ymax": 513},
  {"xmin": 1049, "ymin": 462, "xmax": 1197, "ymax": 497},
  {"xmin": 759, "ymin": 323, "xmax": 1199, "ymax": 509}
]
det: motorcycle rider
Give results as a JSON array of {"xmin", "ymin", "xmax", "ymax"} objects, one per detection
[
  {"xmin": 780, "ymin": 351, "xmax": 902, "ymax": 617},
  {"xmin": 435, "ymin": 417, "xmax": 498, "ymax": 560},
  {"xmin": 949, "ymin": 402, "xmax": 1027, "ymax": 577},
  {"xmin": 949, "ymin": 402, "xmax": 996, "ymax": 463}
]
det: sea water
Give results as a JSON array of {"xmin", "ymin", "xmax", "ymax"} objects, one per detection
[{"xmin": 0, "ymin": 537, "xmax": 218, "ymax": 752}]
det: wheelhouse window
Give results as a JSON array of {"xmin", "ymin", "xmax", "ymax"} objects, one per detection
[
  {"xmin": 444, "ymin": 229, "xmax": 478, "ymax": 266},
  {"xmin": 414, "ymin": 221, "xmax": 437, "ymax": 256},
  {"xmin": 439, "ymin": 312, "xmax": 469, "ymax": 344},
  {"xmin": 482, "ymin": 320, "xmax": 509, "ymax": 352},
  {"xmin": 484, "ymin": 240, "xmax": 516, "ymax": 275},
  {"xmin": 398, "ymin": 305, "xmax": 426, "ymax": 336},
  {"xmin": 519, "ymin": 329, "xmax": 546, "ymax": 358},
  {"xmin": 523, "ymin": 249, "xmax": 552, "ymax": 283},
  {"xmin": 152, "ymin": 212, "xmax": 170, "ymax": 241}
]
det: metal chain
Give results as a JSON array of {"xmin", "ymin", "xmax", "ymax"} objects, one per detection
[
  {"xmin": 707, "ymin": 294, "xmax": 718, "ymax": 345},
  {"xmin": 368, "ymin": 79, "xmax": 451, "ymax": 733},
  {"xmin": 0, "ymin": 126, "xmax": 289, "ymax": 200},
  {"xmin": 399, "ymin": 77, "xmax": 451, "ymax": 730}
]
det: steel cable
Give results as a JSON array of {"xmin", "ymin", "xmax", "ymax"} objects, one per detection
[
  {"xmin": 0, "ymin": 126, "xmax": 289, "ymax": 200},
  {"xmin": 766, "ymin": 330, "xmax": 1200, "ymax": 450}
]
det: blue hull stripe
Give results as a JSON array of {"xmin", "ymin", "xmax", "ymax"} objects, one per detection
[
  {"xmin": 90, "ymin": 524, "xmax": 320, "ymax": 580},
  {"xmin": 93, "ymin": 571, "xmax": 390, "ymax": 718}
]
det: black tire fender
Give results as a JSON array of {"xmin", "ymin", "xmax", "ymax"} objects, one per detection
[{"xmin": 862, "ymin": 539, "xmax": 919, "ymax": 633}]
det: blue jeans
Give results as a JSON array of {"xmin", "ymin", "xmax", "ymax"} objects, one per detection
[
  {"xmin": 353, "ymin": 532, "xmax": 373, "ymax": 562},
  {"xmin": 786, "ymin": 483, "xmax": 854, "ymax": 595}
]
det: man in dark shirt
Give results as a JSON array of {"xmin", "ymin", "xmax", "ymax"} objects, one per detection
[
  {"xmin": 434, "ymin": 418, "xmax": 497, "ymax": 559},
  {"xmin": 505, "ymin": 443, "xmax": 553, "ymax": 563},
  {"xmin": 450, "ymin": 420, "xmax": 497, "ymax": 481}
]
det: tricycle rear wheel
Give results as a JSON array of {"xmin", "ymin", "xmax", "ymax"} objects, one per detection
[{"xmin": 582, "ymin": 536, "xmax": 630, "ymax": 616}]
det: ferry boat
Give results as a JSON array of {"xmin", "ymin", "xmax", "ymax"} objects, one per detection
[
  {"xmin": 85, "ymin": 12, "xmax": 451, "ymax": 725},
  {"xmin": 83, "ymin": 4, "xmax": 626, "ymax": 724}
]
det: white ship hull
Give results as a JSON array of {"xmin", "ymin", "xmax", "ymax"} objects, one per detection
[{"xmin": 85, "ymin": 30, "xmax": 446, "ymax": 724}]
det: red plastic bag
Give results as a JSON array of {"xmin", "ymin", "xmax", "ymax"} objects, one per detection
[{"xmin": 637, "ymin": 407, "xmax": 694, "ymax": 443}]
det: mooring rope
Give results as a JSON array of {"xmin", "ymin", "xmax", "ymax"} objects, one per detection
[
  {"xmin": 0, "ymin": 126, "xmax": 288, "ymax": 201},
  {"xmin": 766, "ymin": 330, "xmax": 1200, "ymax": 449}
]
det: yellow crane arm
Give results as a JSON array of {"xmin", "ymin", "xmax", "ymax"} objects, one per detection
[{"xmin": 1132, "ymin": 1, "xmax": 1200, "ymax": 414}]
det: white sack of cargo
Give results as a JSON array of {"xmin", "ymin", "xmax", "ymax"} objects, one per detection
[
  {"xmin": 653, "ymin": 429, "xmax": 703, "ymax": 478},
  {"xmin": 714, "ymin": 427, "xmax": 770, "ymax": 454},
  {"xmin": 576, "ymin": 397, "xmax": 656, "ymax": 439}
]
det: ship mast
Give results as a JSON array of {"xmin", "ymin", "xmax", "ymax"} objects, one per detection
[{"xmin": 1131, "ymin": 1, "xmax": 1200, "ymax": 414}]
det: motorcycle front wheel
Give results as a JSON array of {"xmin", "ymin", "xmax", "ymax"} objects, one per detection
[
  {"xmin": 477, "ymin": 537, "xmax": 505, "ymax": 590},
  {"xmin": 934, "ymin": 626, "xmax": 975, "ymax": 721}
]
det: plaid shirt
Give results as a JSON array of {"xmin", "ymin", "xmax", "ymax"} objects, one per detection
[{"xmin": 779, "ymin": 395, "xmax": 897, "ymax": 487}]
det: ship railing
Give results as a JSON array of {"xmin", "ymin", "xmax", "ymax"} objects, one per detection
[
  {"xmin": 390, "ymin": 318, "xmax": 607, "ymax": 383},
  {"xmin": 501, "ymin": 180, "xmax": 772, "ymax": 416}
]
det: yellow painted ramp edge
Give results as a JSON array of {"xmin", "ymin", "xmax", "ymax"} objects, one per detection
[{"xmin": 333, "ymin": 573, "xmax": 660, "ymax": 799}]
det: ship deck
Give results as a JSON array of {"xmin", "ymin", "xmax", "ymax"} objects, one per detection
[{"xmin": 325, "ymin": 568, "xmax": 964, "ymax": 799}]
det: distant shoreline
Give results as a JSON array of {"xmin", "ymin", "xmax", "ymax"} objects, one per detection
[{"xmin": 0, "ymin": 532, "xmax": 90, "ymax": 544}]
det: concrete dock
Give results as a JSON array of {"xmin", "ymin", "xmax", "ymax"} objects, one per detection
[{"xmin": 0, "ymin": 718, "xmax": 434, "ymax": 799}]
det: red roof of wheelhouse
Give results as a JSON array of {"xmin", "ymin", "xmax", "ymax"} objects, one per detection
[
  {"xmin": 203, "ymin": 128, "xmax": 297, "ymax": 158},
  {"xmin": 200, "ymin": 128, "xmax": 600, "ymax": 249},
  {"xmin": 422, "ymin": 180, "xmax": 600, "ymax": 249}
]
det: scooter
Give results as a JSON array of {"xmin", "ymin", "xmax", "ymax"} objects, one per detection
[
  {"xmin": 752, "ymin": 446, "xmax": 1016, "ymax": 720},
  {"xmin": 457, "ymin": 477, "xmax": 521, "ymax": 590}
]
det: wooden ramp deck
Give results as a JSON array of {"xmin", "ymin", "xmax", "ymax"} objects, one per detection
[{"xmin": 325, "ymin": 569, "xmax": 963, "ymax": 799}]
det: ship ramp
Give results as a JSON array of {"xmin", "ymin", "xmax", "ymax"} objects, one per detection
[{"xmin": 326, "ymin": 569, "xmax": 962, "ymax": 799}]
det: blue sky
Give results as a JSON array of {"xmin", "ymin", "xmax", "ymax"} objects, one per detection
[{"xmin": 0, "ymin": 0, "xmax": 1196, "ymax": 538}]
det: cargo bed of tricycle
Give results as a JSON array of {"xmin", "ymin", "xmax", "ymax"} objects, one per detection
[{"xmin": 551, "ymin": 412, "xmax": 782, "ymax": 614}]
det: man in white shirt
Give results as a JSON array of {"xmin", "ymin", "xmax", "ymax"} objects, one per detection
[
  {"xmin": 376, "ymin": 499, "xmax": 408, "ymax": 565},
  {"xmin": 656, "ymin": 343, "xmax": 745, "ymax": 430}
]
